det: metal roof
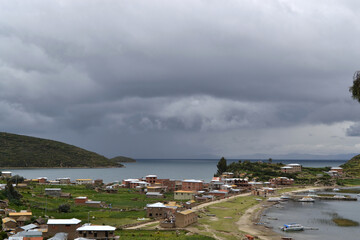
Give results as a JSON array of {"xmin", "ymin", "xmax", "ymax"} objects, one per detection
[
  {"xmin": 76, "ymin": 225, "xmax": 116, "ymax": 231},
  {"xmin": 48, "ymin": 218, "xmax": 81, "ymax": 225}
]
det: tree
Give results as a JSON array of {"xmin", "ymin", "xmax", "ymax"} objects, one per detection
[
  {"xmin": 268, "ymin": 158, "xmax": 273, "ymax": 164},
  {"xmin": 58, "ymin": 204, "xmax": 71, "ymax": 213},
  {"xmin": 349, "ymin": 71, "xmax": 360, "ymax": 102},
  {"xmin": 4, "ymin": 181, "xmax": 22, "ymax": 204},
  {"xmin": 216, "ymin": 157, "xmax": 227, "ymax": 176}
]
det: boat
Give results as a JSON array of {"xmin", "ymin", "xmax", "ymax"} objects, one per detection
[
  {"xmin": 280, "ymin": 223, "xmax": 304, "ymax": 231},
  {"xmin": 267, "ymin": 197, "xmax": 282, "ymax": 202},
  {"xmin": 280, "ymin": 195, "xmax": 291, "ymax": 200},
  {"xmin": 333, "ymin": 188, "xmax": 340, "ymax": 192},
  {"xmin": 299, "ymin": 196, "xmax": 315, "ymax": 202}
]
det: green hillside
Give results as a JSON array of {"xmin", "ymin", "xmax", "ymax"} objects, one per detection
[
  {"xmin": 0, "ymin": 132, "xmax": 123, "ymax": 168},
  {"xmin": 340, "ymin": 154, "xmax": 360, "ymax": 177}
]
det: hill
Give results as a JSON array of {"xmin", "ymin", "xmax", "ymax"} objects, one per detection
[
  {"xmin": 0, "ymin": 132, "xmax": 123, "ymax": 168},
  {"xmin": 340, "ymin": 154, "xmax": 360, "ymax": 177},
  {"xmin": 110, "ymin": 156, "xmax": 136, "ymax": 163}
]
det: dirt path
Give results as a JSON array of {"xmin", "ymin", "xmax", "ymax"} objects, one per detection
[{"xmin": 125, "ymin": 220, "xmax": 160, "ymax": 229}]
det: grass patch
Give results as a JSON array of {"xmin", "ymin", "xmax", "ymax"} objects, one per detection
[
  {"xmin": 332, "ymin": 218, "xmax": 359, "ymax": 227},
  {"xmin": 195, "ymin": 196, "xmax": 259, "ymax": 239},
  {"xmin": 11, "ymin": 184, "xmax": 175, "ymax": 227}
]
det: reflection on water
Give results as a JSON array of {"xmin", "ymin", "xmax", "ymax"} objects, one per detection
[{"xmin": 263, "ymin": 189, "xmax": 360, "ymax": 240}]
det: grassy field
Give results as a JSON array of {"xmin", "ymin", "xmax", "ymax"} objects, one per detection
[
  {"xmin": 116, "ymin": 230, "xmax": 214, "ymax": 240},
  {"xmin": 193, "ymin": 195, "xmax": 261, "ymax": 240},
  {"xmin": 12, "ymin": 184, "xmax": 175, "ymax": 227}
]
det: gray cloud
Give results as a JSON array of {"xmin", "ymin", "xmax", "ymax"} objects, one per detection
[{"xmin": 1, "ymin": 0, "xmax": 360, "ymax": 158}]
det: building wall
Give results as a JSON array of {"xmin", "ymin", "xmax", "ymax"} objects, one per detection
[
  {"xmin": 175, "ymin": 212, "xmax": 198, "ymax": 228},
  {"xmin": 47, "ymin": 224, "xmax": 81, "ymax": 240},
  {"xmin": 146, "ymin": 207, "xmax": 168, "ymax": 218},
  {"xmin": 174, "ymin": 192, "xmax": 195, "ymax": 200},
  {"xmin": 77, "ymin": 230, "xmax": 115, "ymax": 240},
  {"xmin": 181, "ymin": 182, "xmax": 203, "ymax": 191}
]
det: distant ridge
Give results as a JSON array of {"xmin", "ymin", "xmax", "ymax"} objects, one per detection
[
  {"xmin": 0, "ymin": 132, "xmax": 123, "ymax": 168},
  {"xmin": 110, "ymin": 156, "xmax": 136, "ymax": 163}
]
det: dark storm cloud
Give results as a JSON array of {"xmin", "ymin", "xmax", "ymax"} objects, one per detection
[{"xmin": 1, "ymin": 0, "xmax": 360, "ymax": 157}]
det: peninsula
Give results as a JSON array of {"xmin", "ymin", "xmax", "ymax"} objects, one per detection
[{"xmin": 0, "ymin": 132, "xmax": 125, "ymax": 168}]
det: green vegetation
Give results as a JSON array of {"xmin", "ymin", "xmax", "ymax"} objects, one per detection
[
  {"xmin": 349, "ymin": 71, "xmax": 360, "ymax": 103},
  {"xmin": 110, "ymin": 156, "xmax": 136, "ymax": 163},
  {"xmin": 332, "ymin": 218, "xmax": 359, "ymax": 227},
  {"xmin": 0, "ymin": 132, "xmax": 123, "ymax": 168},
  {"xmin": 2, "ymin": 184, "xmax": 175, "ymax": 227},
  {"xmin": 219, "ymin": 158, "xmax": 333, "ymax": 184},
  {"xmin": 116, "ymin": 230, "xmax": 214, "ymax": 240},
  {"xmin": 216, "ymin": 157, "xmax": 227, "ymax": 176},
  {"xmin": 195, "ymin": 195, "xmax": 260, "ymax": 240},
  {"xmin": 341, "ymin": 154, "xmax": 360, "ymax": 177}
]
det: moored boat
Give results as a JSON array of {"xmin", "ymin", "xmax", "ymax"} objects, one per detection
[
  {"xmin": 280, "ymin": 223, "xmax": 304, "ymax": 231},
  {"xmin": 299, "ymin": 196, "xmax": 315, "ymax": 202}
]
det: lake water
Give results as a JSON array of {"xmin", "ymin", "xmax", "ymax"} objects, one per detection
[
  {"xmin": 2, "ymin": 159, "xmax": 346, "ymax": 183},
  {"xmin": 263, "ymin": 188, "xmax": 360, "ymax": 240}
]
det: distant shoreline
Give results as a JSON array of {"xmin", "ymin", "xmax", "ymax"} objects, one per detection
[{"xmin": 0, "ymin": 166, "xmax": 125, "ymax": 170}]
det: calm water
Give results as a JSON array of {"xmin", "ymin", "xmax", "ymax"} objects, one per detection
[
  {"xmin": 263, "ymin": 188, "xmax": 360, "ymax": 240},
  {"xmin": 2, "ymin": 159, "xmax": 346, "ymax": 183}
]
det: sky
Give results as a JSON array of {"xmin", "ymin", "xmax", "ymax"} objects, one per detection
[{"xmin": 1, "ymin": 0, "xmax": 360, "ymax": 159}]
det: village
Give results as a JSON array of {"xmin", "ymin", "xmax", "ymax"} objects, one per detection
[{"xmin": 0, "ymin": 164, "xmax": 346, "ymax": 240}]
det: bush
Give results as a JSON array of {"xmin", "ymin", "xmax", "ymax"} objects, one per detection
[{"xmin": 58, "ymin": 204, "xmax": 71, "ymax": 213}]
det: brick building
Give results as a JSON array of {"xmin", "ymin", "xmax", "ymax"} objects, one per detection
[
  {"xmin": 47, "ymin": 218, "xmax": 81, "ymax": 240},
  {"xmin": 76, "ymin": 224, "xmax": 116, "ymax": 240},
  {"xmin": 182, "ymin": 179, "xmax": 203, "ymax": 191}
]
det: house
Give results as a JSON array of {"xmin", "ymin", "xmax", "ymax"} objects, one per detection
[
  {"xmin": 146, "ymin": 192, "xmax": 163, "ymax": 198},
  {"xmin": 0, "ymin": 199, "xmax": 8, "ymax": 208},
  {"xmin": 48, "ymin": 232, "xmax": 68, "ymax": 240},
  {"xmin": 47, "ymin": 218, "xmax": 81, "ymax": 240},
  {"xmin": 56, "ymin": 178, "xmax": 71, "ymax": 185},
  {"xmin": 85, "ymin": 201, "xmax": 103, "ymax": 208},
  {"xmin": 155, "ymin": 179, "xmax": 177, "ymax": 191},
  {"xmin": 174, "ymin": 190, "xmax": 196, "ymax": 200},
  {"xmin": 17, "ymin": 223, "xmax": 39, "ymax": 233},
  {"xmin": 182, "ymin": 179, "xmax": 203, "ymax": 191},
  {"xmin": 76, "ymin": 224, "xmax": 116, "ymax": 240},
  {"xmin": 74, "ymin": 197, "xmax": 103, "ymax": 207},
  {"xmin": 45, "ymin": 188, "xmax": 62, "ymax": 197},
  {"xmin": 281, "ymin": 164, "xmax": 302, "ymax": 173},
  {"xmin": 208, "ymin": 190, "xmax": 229, "ymax": 198},
  {"xmin": 9, "ymin": 211, "xmax": 32, "ymax": 221},
  {"xmin": 74, "ymin": 197, "xmax": 88, "ymax": 205},
  {"xmin": 220, "ymin": 172, "xmax": 234, "ymax": 179},
  {"xmin": 251, "ymin": 187, "xmax": 275, "ymax": 197},
  {"xmin": 270, "ymin": 177, "xmax": 294, "ymax": 185},
  {"xmin": 2, "ymin": 217, "xmax": 17, "ymax": 231},
  {"xmin": 330, "ymin": 167, "xmax": 343, "ymax": 174},
  {"xmin": 146, "ymin": 202, "xmax": 169, "ymax": 218},
  {"xmin": 175, "ymin": 210, "xmax": 198, "ymax": 228},
  {"xmin": 38, "ymin": 177, "xmax": 48, "ymax": 184},
  {"xmin": 9, "ymin": 230, "xmax": 43, "ymax": 240},
  {"xmin": 2, "ymin": 171, "xmax": 12, "ymax": 178},
  {"xmin": 145, "ymin": 175, "xmax": 157, "ymax": 184},
  {"xmin": 76, "ymin": 179, "xmax": 93, "ymax": 185}
]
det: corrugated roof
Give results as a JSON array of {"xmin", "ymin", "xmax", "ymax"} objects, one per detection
[
  {"xmin": 76, "ymin": 225, "xmax": 116, "ymax": 231},
  {"xmin": 178, "ymin": 209, "xmax": 195, "ymax": 215},
  {"xmin": 9, "ymin": 212, "xmax": 32, "ymax": 216},
  {"xmin": 2, "ymin": 217, "xmax": 16, "ymax": 223},
  {"xmin": 47, "ymin": 218, "xmax": 81, "ymax": 225}
]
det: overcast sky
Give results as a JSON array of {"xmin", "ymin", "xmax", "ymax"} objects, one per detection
[{"xmin": 1, "ymin": 0, "xmax": 360, "ymax": 159}]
